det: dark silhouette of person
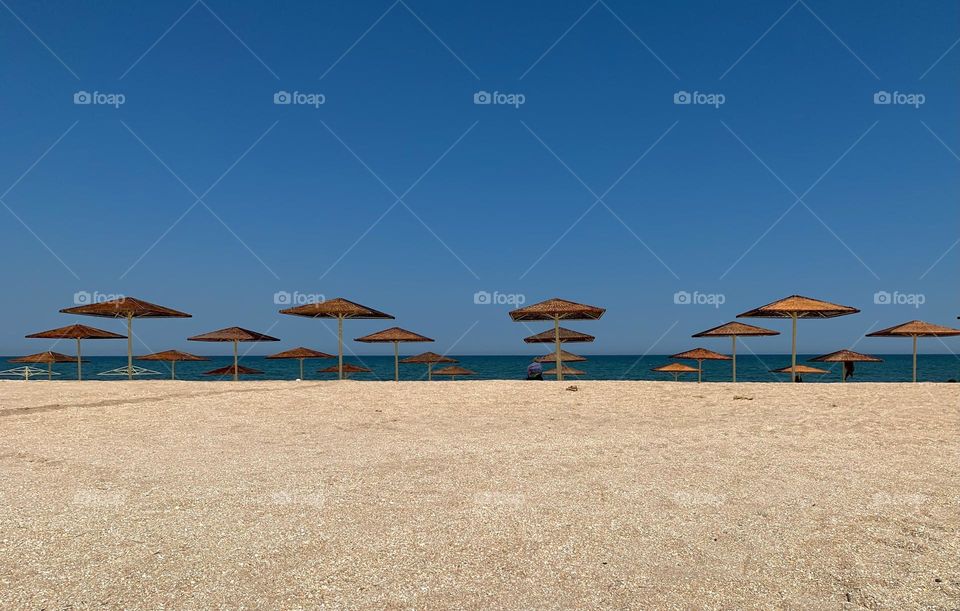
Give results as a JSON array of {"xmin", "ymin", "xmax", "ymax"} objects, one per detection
[
  {"xmin": 844, "ymin": 361, "xmax": 855, "ymax": 381},
  {"xmin": 526, "ymin": 361, "xmax": 543, "ymax": 381}
]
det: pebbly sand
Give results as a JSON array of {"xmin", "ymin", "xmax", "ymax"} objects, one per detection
[{"xmin": 0, "ymin": 380, "xmax": 957, "ymax": 609}]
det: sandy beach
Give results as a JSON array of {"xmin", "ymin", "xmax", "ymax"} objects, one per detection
[{"xmin": 0, "ymin": 380, "xmax": 957, "ymax": 609}]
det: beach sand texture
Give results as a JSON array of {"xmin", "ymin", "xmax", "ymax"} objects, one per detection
[{"xmin": 1, "ymin": 381, "xmax": 957, "ymax": 609}]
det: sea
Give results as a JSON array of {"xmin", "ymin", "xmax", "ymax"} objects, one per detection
[{"xmin": 2, "ymin": 354, "xmax": 959, "ymax": 383}]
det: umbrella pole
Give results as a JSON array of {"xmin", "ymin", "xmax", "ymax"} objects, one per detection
[
  {"xmin": 48, "ymin": 361, "xmax": 52, "ymax": 381},
  {"xmin": 731, "ymin": 336, "xmax": 737, "ymax": 382},
  {"xmin": 698, "ymin": 359, "xmax": 702, "ymax": 384},
  {"xmin": 172, "ymin": 360, "xmax": 176, "ymax": 380},
  {"xmin": 299, "ymin": 358, "xmax": 304, "ymax": 380},
  {"xmin": 673, "ymin": 373, "xmax": 679, "ymax": 382},
  {"xmin": 394, "ymin": 342, "xmax": 399, "ymax": 382},
  {"xmin": 233, "ymin": 340, "xmax": 239, "ymax": 382},
  {"xmin": 912, "ymin": 335, "xmax": 917, "ymax": 383},
  {"xmin": 428, "ymin": 363, "xmax": 433, "ymax": 381},
  {"xmin": 127, "ymin": 314, "xmax": 133, "ymax": 381},
  {"xmin": 76, "ymin": 338, "xmax": 82, "ymax": 381},
  {"xmin": 790, "ymin": 314, "xmax": 798, "ymax": 383},
  {"xmin": 554, "ymin": 316, "xmax": 562, "ymax": 382},
  {"xmin": 338, "ymin": 316, "xmax": 344, "ymax": 381}
]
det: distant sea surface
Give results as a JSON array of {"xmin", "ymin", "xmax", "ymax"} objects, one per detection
[{"xmin": 2, "ymin": 355, "xmax": 959, "ymax": 383}]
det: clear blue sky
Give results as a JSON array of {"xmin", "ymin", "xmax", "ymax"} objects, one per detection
[{"xmin": 1, "ymin": 0, "xmax": 957, "ymax": 356}]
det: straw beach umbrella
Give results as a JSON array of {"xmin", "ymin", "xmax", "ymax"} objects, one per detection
[
  {"xmin": 266, "ymin": 347, "xmax": 334, "ymax": 380},
  {"xmin": 651, "ymin": 362, "xmax": 699, "ymax": 381},
  {"xmin": 355, "ymin": 327, "xmax": 433, "ymax": 382},
  {"xmin": 534, "ymin": 349, "xmax": 587, "ymax": 363},
  {"xmin": 137, "ymin": 350, "xmax": 208, "ymax": 380},
  {"xmin": 10, "ymin": 351, "xmax": 81, "ymax": 380},
  {"xmin": 25, "ymin": 324, "xmax": 125, "ymax": 380},
  {"xmin": 543, "ymin": 365, "xmax": 585, "ymax": 377},
  {"xmin": 280, "ymin": 298, "xmax": 393, "ymax": 380},
  {"xmin": 670, "ymin": 348, "xmax": 731, "ymax": 383},
  {"xmin": 866, "ymin": 321, "xmax": 960, "ymax": 382},
  {"xmin": 738, "ymin": 295, "xmax": 859, "ymax": 382},
  {"xmin": 523, "ymin": 327, "xmax": 595, "ymax": 344},
  {"xmin": 203, "ymin": 364, "xmax": 264, "ymax": 378},
  {"xmin": 509, "ymin": 298, "xmax": 605, "ymax": 381},
  {"xmin": 60, "ymin": 297, "xmax": 191, "ymax": 380},
  {"xmin": 809, "ymin": 350, "xmax": 882, "ymax": 382},
  {"xmin": 692, "ymin": 322, "xmax": 779, "ymax": 382},
  {"xmin": 318, "ymin": 362, "xmax": 370, "ymax": 379},
  {"xmin": 399, "ymin": 351, "xmax": 456, "ymax": 381},
  {"xmin": 771, "ymin": 364, "xmax": 828, "ymax": 381},
  {"xmin": 188, "ymin": 327, "xmax": 279, "ymax": 381},
  {"xmin": 432, "ymin": 365, "xmax": 475, "ymax": 380}
]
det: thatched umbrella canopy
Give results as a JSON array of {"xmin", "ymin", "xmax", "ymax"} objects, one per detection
[
  {"xmin": 692, "ymin": 321, "xmax": 779, "ymax": 382},
  {"xmin": 771, "ymin": 364, "xmax": 828, "ymax": 380},
  {"xmin": 651, "ymin": 362, "xmax": 699, "ymax": 382},
  {"xmin": 25, "ymin": 324, "xmax": 125, "ymax": 381},
  {"xmin": 60, "ymin": 297, "xmax": 191, "ymax": 380},
  {"xmin": 738, "ymin": 295, "xmax": 859, "ymax": 382},
  {"xmin": 399, "ymin": 351, "xmax": 457, "ymax": 381},
  {"xmin": 188, "ymin": 327, "xmax": 279, "ymax": 382},
  {"xmin": 509, "ymin": 298, "xmax": 605, "ymax": 381},
  {"xmin": 280, "ymin": 298, "xmax": 393, "ymax": 380},
  {"xmin": 523, "ymin": 327, "xmax": 595, "ymax": 344},
  {"xmin": 137, "ymin": 350, "xmax": 208, "ymax": 380},
  {"xmin": 318, "ymin": 362, "xmax": 370, "ymax": 379},
  {"xmin": 809, "ymin": 349, "xmax": 882, "ymax": 383},
  {"xmin": 10, "ymin": 351, "xmax": 82, "ymax": 380},
  {"xmin": 543, "ymin": 365, "xmax": 585, "ymax": 377},
  {"xmin": 432, "ymin": 365, "xmax": 475, "ymax": 380},
  {"xmin": 203, "ymin": 364, "xmax": 264, "ymax": 378},
  {"xmin": 866, "ymin": 320, "xmax": 960, "ymax": 382},
  {"xmin": 670, "ymin": 348, "xmax": 732, "ymax": 383},
  {"xmin": 266, "ymin": 347, "xmax": 334, "ymax": 380},
  {"xmin": 355, "ymin": 327, "xmax": 433, "ymax": 382},
  {"xmin": 534, "ymin": 349, "xmax": 587, "ymax": 363}
]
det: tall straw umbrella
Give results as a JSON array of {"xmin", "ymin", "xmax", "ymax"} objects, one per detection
[
  {"xmin": 60, "ymin": 297, "xmax": 191, "ymax": 380},
  {"xmin": 188, "ymin": 327, "xmax": 279, "ymax": 381},
  {"xmin": 318, "ymin": 362, "xmax": 370, "ymax": 379},
  {"xmin": 809, "ymin": 350, "xmax": 882, "ymax": 382},
  {"xmin": 692, "ymin": 322, "xmax": 779, "ymax": 382},
  {"xmin": 137, "ymin": 350, "xmax": 208, "ymax": 380},
  {"xmin": 534, "ymin": 349, "xmax": 587, "ymax": 363},
  {"xmin": 10, "ymin": 352, "xmax": 81, "ymax": 380},
  {"xmin": 355, "ymin": 327, "xmax": 433, "ymax": 381},
  {"xmin": 203, "ymin": 364, "xmax": 264, "ymax": 378},
  {"xmin": 432, "ymin": 365, "xmax": 475, "ymax": 380},
  {"xmin": 738, "ymin": 295, "xmax": 859, "ymax": 382},
  {"xmin": 771, "ymin": 364, "xmax": 828, "ymax": 380},
  {"xmin": 670, "ymin": 348, "xmax": 732, "ymax": 383},
  {"xmin": 523, "ymin": 327, "xmax": 595, "ymax": 344},
  {"xmin": 509, "ymin": 298, "xmax": 605, "ymax": 382},
  {"xmin": 651, "ymin": 362, "xmax": 699, "ymax": 381},
  {"xmin": 399, "ymin": 352, "xmax": 457, "ymax": 381},
  {"xmin": 279, "ymin": 298, "xmax": 393, "ymax": 380},
  {"xmin": 25, "ymin": 324, "xmax": 125, "ymax": 380},
  {"xmin": 543, "ymin": 365, "xmax": 585, "ymax": 377},
  {"xmin": 866, "ymin": 320, "xmax": 960, "ymax": 382},
  {"xmin": 266, "ymin": 347, "xmax": 334, "ymax": 380}
]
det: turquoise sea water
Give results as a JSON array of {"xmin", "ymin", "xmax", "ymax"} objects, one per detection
[{"xmin": 1, "ymin": 354, "xmax": 958, "ymax": 383}]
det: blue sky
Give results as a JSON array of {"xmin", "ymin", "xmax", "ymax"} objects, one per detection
[{"xmin": 1, "ymin": 0, "xmax": 957, "ymax": 356}]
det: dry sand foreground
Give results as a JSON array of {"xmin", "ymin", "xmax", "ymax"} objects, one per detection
[{"xmin": 0, "ymin": 381, "xmax": 957, "ymax": 609}]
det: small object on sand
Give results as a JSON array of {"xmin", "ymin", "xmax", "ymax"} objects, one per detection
[
  {"xmin": 733, "ymin": 395, "xmax": 753, "ymax": 401},
  {"xmin": 566, "ymin": 385, "xmax": 579, "ymax": 392}
]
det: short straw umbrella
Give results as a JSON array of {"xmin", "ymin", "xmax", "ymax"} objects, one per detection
[
  {"xmin": 670, "ymin": 348, "xmax": 732, "ymax": 383},
  {"xmin": 523, "ymin": 327, "xmax": 595, "ymax": 344},
  {"xmin": 266, "ymin": 347, "xmax": 334, "ymax": 380},
  {"xmin": 771, "ymin": 364, "xmax": 829, "ymax": 380},
  {"xmin": 188, "ymin": 327, "xmax": 279, "ymax": 382},
  {"xmin": 692, "ymin": 322, "xmax": 779, "ymax": 382},
  {"xmin": 738, "ymin": 295, "xmax": 859, "ymax": 382},
  {"xmin": 318, "ymin": 362, "xmax": 370, "ymax": 379},
  {"xmin": 543, "ymin": 365, "xmax": 585, "ymax": 377},
  {"xmin": 355, "ymin": 327, "xmax": 433, "ymax": 382},
  {"xmin": 509, "ymin": 298, "xmax": 605, "ymax": 382},
  {"xmin": 280, "ymin": 298, "xmax": 393, "ymax": 380},
  {"xmin": 137, "ymin": 350, "xmax": 208, "ymax": 380},
  {"xmin": 399, "ymin": 352, "xmax": 457, "ymax": 381},
  {"xmin": 25, "ymin": 324, "xmax": 125, "ymax": 380},
  {"xmin": 534, "ymin": 349, "xmax": 587, "ymax": 364},
  {"xmin": 432, "ymin": 365, "xmax": 475, "ymax": 380},
  {"xmin": 651, "ymin": 362, "xmax": 700, "ymax": 381},
  {"xmin": 10, "ymin": 352, "xmax": 81, "ymax": 380},
  {"xmin": 203, "ymin": 364, "xmax": 264, "ymax": 378},
  {"xmin": 866, "ymin": 320, "xmax": 960, "ymax": 382},
  {"xmin": 60, "ymin": 297, "xmax": 191, "ymax": 380},
  {"xmin": 809, "ymin": 350, "xmax": 882, "ymax": 382}
]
